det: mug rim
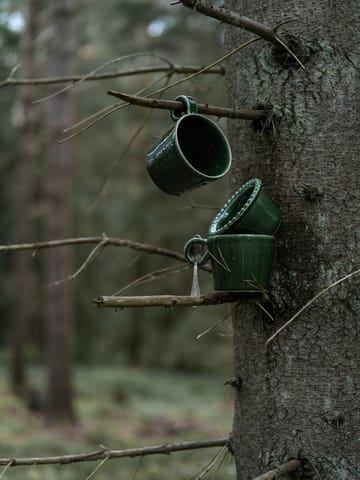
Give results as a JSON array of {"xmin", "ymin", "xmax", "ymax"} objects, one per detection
[
  {"xmin": 209, "ymin": 178, "xmax": 262, "ymax": 234},
  {"xmin": 174, "ymin": 113, "xmax": 232, "ymax": 179}
]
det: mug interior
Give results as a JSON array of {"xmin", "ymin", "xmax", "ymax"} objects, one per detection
[
  {"xmin": 213, "ymin": 182, "xmax": 257, "ymax": 231},
  {"xmin": 176, "ymin": 115, "xmax": 231, "ymax": 177}
]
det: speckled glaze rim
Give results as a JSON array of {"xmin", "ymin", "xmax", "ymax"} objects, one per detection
[{"xmin": 209, "ymin": 178, "xmax": 262, "ymax": 235}]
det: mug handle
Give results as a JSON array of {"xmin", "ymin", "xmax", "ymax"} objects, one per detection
[
  {"xmin": 184, "ymin": 236, "xmax": 209, "ymax": 266},
  {"xmin": 170, "ymin": 95, "xmax": 197, "ymax": 121}
]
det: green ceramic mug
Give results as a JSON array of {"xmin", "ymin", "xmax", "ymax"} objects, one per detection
[
  {"xmin": 184, "ymin": 234, "xmax": 275, "ymax": 292},
  {"xmin": 209, "ymin": 178, "xmax": 281, "ymax": 236},
  {"xmin": 147, "ymin": 95, "xmax": 232, "ymax": 195}
]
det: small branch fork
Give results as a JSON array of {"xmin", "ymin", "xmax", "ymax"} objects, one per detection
[
  {"xmin": 0, "ymin": 438, "xmax": 229, "ymax": 467},
  {"xmin": 107, "ymin": 91, "xmax": 267, "ymax": 121}
]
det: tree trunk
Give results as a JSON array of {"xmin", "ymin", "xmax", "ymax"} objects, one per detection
[
  {"xmin": 225, "ymin": 0, "xmax": 360, "ymax": 478},
  {"xmin": 43, "ymin": 0, "xmax": 75, "ymax": 424},
  {"xmin": 11, "ymin": 0, "xmax": 41, "ymax": 392}
]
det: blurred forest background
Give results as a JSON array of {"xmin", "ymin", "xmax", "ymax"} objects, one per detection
[{"xmin": 0, "ymin": 0, "xmax": 235, "ymax": 478}]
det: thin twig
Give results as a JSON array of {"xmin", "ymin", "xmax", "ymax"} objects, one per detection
[
  {"xmin": 255, "ymin": 300, "xmax": 274, "ymax": 322},
  {"xmin": 60, "ymin": 37, "xmax": 260, "ymax": 143},
  {"xmin": 0, "ymin": 65, "xmax": 224, "ymax": 89},
  {"xmin": 45, "ymin": 235, "xmax": 109, "ymax": 288},
  {"xmin": 0, "ymin": 236, "xmax": 185, "ymax": 263},
  {"xmin": 0, "ymin": 438, "xmax": 229, "ymax": 467},
  {"xmin": 0, "ymin": 462, "xmax": 12, "ymax": 479},
  {"xmin": 266, "ymin": 267, "xmax": 360, "ymax": 345},
  {"xmin": 252, "ymin": 459, "xmax": 301, "ymax": 480},
  {"xmin": 90, "ymin": 71, "xmax": 173, "ymax": 209},
  {"xmin": 196, "ymin": 303, "xmax": 237, "ymax": 340},
  {"xmin": 89, "ymin": 108, "xmax": 153, "ymax": 210},
  {"xmin": 107, "ymin": 91, "xmax": 267, "ymax": 121},
  {"xmin": 59, "ymin": 70, "xmax": 170, "ymax": 143},
  {"xmin": 194, "ymin": 445, "xmax": 228, "ymax": 480},
  {"xmin": 148, "ymin": 37, "xmax": 260, "ymax": 98},
  {"xmin": 112, "ymin": 264, "xmax": 191, "ymax": 296},
  {"xmin": 32, "ymin": 52, "xmax": 173, "ymax": 103},
  {"xmin": 85, "ymin": 455, "xmax": 110, "ymax": 480},
  {"xmin": 94, "ymin": 292, "xmax": 259, "ymax": 308},
  {"xmin": 179, "ymin": 1, "xmax": 304, "ymax": 69}
]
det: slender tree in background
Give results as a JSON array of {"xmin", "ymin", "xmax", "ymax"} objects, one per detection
[
  {"xmin": 43, "ymin": 0, "xmax": 75, "ymax": 423},
  {"xmin": 224, "ymin": 0, "xmax": 360, "ymax": 477},
  {"xmin": 11, "ymin": 0, "xmax": 41, "ymax": 393}
]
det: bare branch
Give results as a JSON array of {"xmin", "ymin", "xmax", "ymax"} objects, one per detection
[
  {"xmin": 59, "ymin": 69, "xmax": 171, "ymax": 143},
  {"xmin": 32, "ymin": 52, "xmax": 174, "ymax": 104},
  {"xmin": 0, "ymin": 236, "xmax": 185, "ymax": 263},
  {"xmin": 0, "ymin": 438, "xmax": 229, "ymax": 467},
  {"xmin": 0, "ymin": 65, "xmax": 224, "ymax": 89},
  {"xmin": 178, "ymin": 1, "xmax": 305, "ymax": 69},
  {"xmin": 107, "ymin": 91, "xmax": 267, "ymax": 121},
  {"xmin": 179, "ymin": 0, "xmax": 282, "ymax": 46},
  {"xmin": 252, "ymin": 459, "xmax": 301, "ymax": 480},
  {"xmin": 94, "ymin": 292, "xmax": 261, "ymax": 308},
  {"xmin": 147, "ymin": 37, "xmax": 260, "ymax": 98},
  {"xmin": 266, "ymin": 267, "xmax": 360, "ymax": 345},
  {"xmin": 179, "ymin": 1, "xmax": 282, "ymax": 45}
]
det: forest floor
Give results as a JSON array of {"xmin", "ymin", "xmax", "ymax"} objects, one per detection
[{"xmin": 0, "ymin": 364, "xmax": 235, "ymax": 480}]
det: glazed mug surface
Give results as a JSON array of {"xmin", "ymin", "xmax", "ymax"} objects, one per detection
[
  {"xmin": 184, "ymin": 234, "xmax": 275, "ymax": 292},
  {"xmin": 147, "ymin": 95, "xmax": 232, "ymax": 195},
  {"xmin": 209, "ymin": 178, "xmax": 281, "ymax": 235}
]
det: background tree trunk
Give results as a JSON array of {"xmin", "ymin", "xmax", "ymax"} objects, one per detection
[
  {"xmin": 43, "ymin": 0, "xmax": 75, "ymax": 424},
  {"xmin": 225, "ymin": 0, "xmax": 360, "ymax": 477},
  {"xmin": 11, "ymin": 0, "xmax": 41, "ymax": 393}
]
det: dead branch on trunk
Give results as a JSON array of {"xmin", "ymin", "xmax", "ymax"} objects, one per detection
[
  {"xmin": 0, "ymin": 64, "xmax": 223, "ymax": 89},
  {"xmin": 0, "ymin": 236, "xmax": 185, "ymax": 263},
  {"xmin": 0, "ymin": 437, "xmax": 230, "ymax": 467},
  {"xmin": 107, "ymin": 91, "xmax": 267, "ymax": 121},
  {"xmin": 94, "ymin": 292, "xmax": 263, "ymax": 308},
  {"xmin": 178, "ymin": 1, "xmax": 305, "ymax": 68},
  {"xmin": 252, "ymin": 459, "xmax": 301, "ymax": 480}
]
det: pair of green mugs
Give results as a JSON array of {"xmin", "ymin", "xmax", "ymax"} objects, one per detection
[
  {"xmin": 146, "ymin": 96, "xmax": 279, "ymax": 292},
  {"xmin": 184, "ymin": 179, "xmax": 280, "ymax": 292}
]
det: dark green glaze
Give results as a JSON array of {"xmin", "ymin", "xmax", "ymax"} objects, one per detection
[
  {"xmin": 147, "ymin": 113, "xmax": 232, "ymax": 195},
  {"xmin": 209, "ymin": 178, "xmax": 281, "ymax": 235},
  {"xmin": 184, "ymin": 234, "xmax": 275, "ymax": 292}
]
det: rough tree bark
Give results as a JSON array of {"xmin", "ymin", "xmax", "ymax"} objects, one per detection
[
  {"xmin": 43, "ymin": 0, "xmax": 75, "ymax": 423},
  {"xmin": 225, "ymin": 0, "xmax": 360, "ymax": 478}
]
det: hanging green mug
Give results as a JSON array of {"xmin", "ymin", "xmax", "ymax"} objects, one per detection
[
  {"xmin": 147, "ymin": 95, "xmax": 232, "ymax": 195},
  {"xmin": 209, "ymin": 178, "xmax": 281, "ymax": 235},
  {"xmin": 184, "ymin": 234, "xmax": 275, "ymax": 292}
]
